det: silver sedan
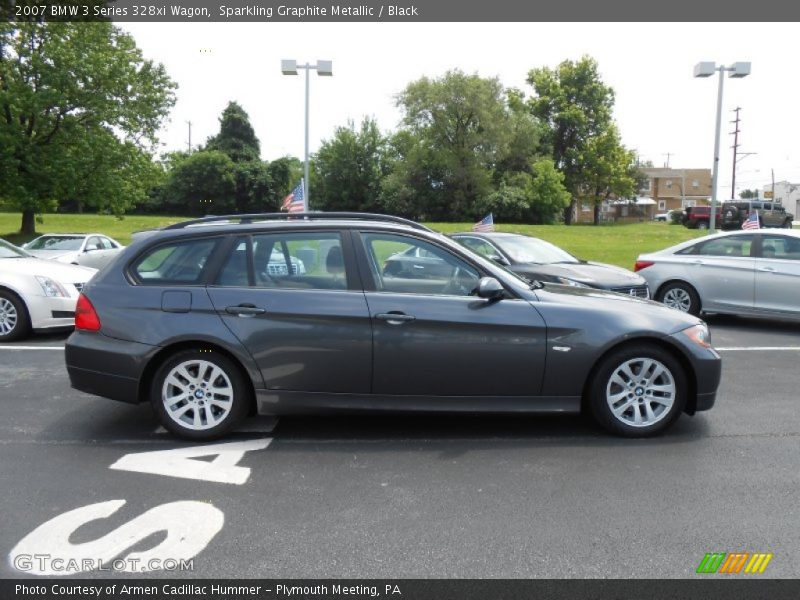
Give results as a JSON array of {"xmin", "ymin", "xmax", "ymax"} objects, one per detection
[{"xmin": 635, "ymin": 229, "xmax": 800, "ymax": 319}]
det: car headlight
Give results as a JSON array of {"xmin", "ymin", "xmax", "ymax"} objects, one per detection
[
  {"xmin": 35, "ymin": 276, "xmax": 68, "ymax": 298},
  {"xmin": 555, "ymin": 277, "xmax": 591, "ymax": 288},
  {"xmin": 683, "ymin": 323, "xmax": 711, "ymax": 348}
]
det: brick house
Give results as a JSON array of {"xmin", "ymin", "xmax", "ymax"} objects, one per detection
[{"xmin": 641, "ymin": 167, "xmax": 712, "ymax": 212}]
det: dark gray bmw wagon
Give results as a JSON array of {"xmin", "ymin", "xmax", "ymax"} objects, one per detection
[{"xmin": 65, "ymin": 213, "xmax": 721, "ymax": 440}]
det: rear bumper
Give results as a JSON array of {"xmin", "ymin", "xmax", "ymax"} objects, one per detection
[{"xmin": 65, "ymin": 331, "xmax": 156, "ymax": 404}]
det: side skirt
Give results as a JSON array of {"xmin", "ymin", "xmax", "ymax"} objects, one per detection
[{"xmin": 255, "ymin": 390, "xmax": 581, "ymax": 415}]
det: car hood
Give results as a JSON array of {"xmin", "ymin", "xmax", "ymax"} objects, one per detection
[
  {"xmin": 532, "ymin": 282, "xmax": 702, "ymax": 333},
  {"xmin": 0, "ymin": 257, "xmax": 96, "ymax": 282},
  {"xmin": 511, "ymin": 261, "xmax": 646, "ymax": 288},
  {"xmin": 26, "ymin": 249, "xmax": 79, "ymax": 261}
]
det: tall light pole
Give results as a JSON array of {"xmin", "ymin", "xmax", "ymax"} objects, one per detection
[
  {"xmin": 694, "ymin": 61, "xmax": 751, "ymax": 233},
  {"xmin": 281, "ymin": 59, "xmax": 333, "ymax": 210}
]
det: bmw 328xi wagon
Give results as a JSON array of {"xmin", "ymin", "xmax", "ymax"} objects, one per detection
[{"xmin": 65, "ymin": 213, "xmax": 721, "ymax": 440}]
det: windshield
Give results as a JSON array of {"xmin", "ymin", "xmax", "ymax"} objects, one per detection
[
  {"xmin": 26, "ymin": 236, "xmax": 84, "ymax": 251},
  {"xmin": 0, "ymin": 239, "xmax": 31, "ymax": 258},
  {"xmin": 496, "ymin": 236, "xmax": 579, "ymax": 264}
]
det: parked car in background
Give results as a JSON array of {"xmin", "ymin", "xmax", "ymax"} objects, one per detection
[
  {"xmin": 0, "ymin": 238, "xmax": 96, "ymax": 341},
  {"xmin": 451, "ymin": 232, "xmax": 650, "ymax": 297},
  {"xmin": 23, "ymin": 233, "xmax": 124, "ymax": 269},
  {"xmin": 65, "ymin": 212, "xmax": 720, "ymax": 440},
  {"xmin": 681, "ymin": 201, "xmax": 793, "ymax": 230},
  {"xmin": 636, "ymin": 229, "xmax": 800, "ymax": 319},
  {"xmin": 654, "ymin": 210, "xmax": 677, "ymax": 222}
]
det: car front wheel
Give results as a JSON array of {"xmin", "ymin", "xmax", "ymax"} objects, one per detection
[
  {"xmin": 589, "ymin": 345, "xmax": 687, "ymax": 437},
  {"xmin": 656, "ymin": 281, "xmax": 701, "ymax": 316},
  {"xmin": 151, "ymin": 349, "xmax": 249, "ymax": 440},
  {"xmin": 0, "ymin": 290, "xmax": 31, "ymax": 342}
]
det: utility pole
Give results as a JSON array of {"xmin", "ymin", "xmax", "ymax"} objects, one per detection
[
  {"xmin": 663, "ymin": 152, "xmax": 673, "ymax": 168},
  {"xmin": 186, "ymin": 120, "xmax": 193, "ymax": 153},
  {"xmin": 730, "ymin": 107, "xmax": 740, "ymax": 199}
]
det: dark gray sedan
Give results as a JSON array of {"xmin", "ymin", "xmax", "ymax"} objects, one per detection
[
  {"xmin": 65, "ymin": 213, "xmax": 720, "ymax": 440},
  {"xmin": 452, "ymin": 232, "xmax": 650, "ymax": 298}
]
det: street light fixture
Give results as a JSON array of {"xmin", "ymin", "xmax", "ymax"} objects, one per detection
[
  {"xmin": 694, "ymin": 61, "xmax": 751, "ymax": 233},
  {"xmin": 281, "ymin": 59, "xmax": 333, "ymax": 209}
]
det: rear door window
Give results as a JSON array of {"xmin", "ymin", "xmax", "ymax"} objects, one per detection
[
  {"xmin": 215, "ymin": 232, "xmax": 349, "ymax": 290},
  {"xmin": 677, "ymin": 235, "xmax": 755, "ymax": 257}
]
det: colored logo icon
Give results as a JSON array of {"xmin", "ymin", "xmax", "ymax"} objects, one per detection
[{"xmin": 697, "ymin": 552, "xmax": 773, "ymax": 574}]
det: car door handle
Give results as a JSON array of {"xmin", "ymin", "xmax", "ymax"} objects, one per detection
[
  {"xmin": 757, "ymin": 266, "xmax": 776, "ymax": 273},
  {"xmin": 225, "ymin": 304, "xmax": 266, "ymax": 316},
  {"xmin": 375, "ymin": 312, "xmax": 416, "ymax": 325}
]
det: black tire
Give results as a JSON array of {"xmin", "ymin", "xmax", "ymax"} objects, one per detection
[
  {"xmin": 656, "ymin": 281, "xmax": 701, "ymax": 316},
  {"xmin": 588, "ymin": 344, "xmax": 687, "ymax": 437},
  {"xmin": 150, "ymin": 349, "xmax": 250, "ymax": 440},
  {"xmin": 784, "ymin": 219, "xmax": 793, "ymax": 229},
  {"xmin": 0, "ymin": 289, "xmax": 31, "ymax": 342},
  {"xmin": 696, "ymin": 221, "xmax": 709, "ymax": 230}
]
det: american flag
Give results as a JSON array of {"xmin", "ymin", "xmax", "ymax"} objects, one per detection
[
  {"xmin": 742, "ymin": 211, "xmax": 760, "ymax": 230},
  {"xmin": 281, "ymin": 181, "xmax": 305, "ymax": 213},
  {"xmin": 473, "ymin": 213, "xmax": 495, "ymax": 232}
]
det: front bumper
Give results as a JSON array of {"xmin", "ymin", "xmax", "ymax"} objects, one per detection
[
  {"xmin": 27, "ymin": 294, "xmax": 80, "ymax": 331},
  {"xmin": 65, "ymin": 331, "xmax": 157, "ymax": 404}
]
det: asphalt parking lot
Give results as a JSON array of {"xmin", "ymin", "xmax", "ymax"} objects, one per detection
[{"xmin": 1, "ymin": 316, "xmax": 799, "ymax": 579}]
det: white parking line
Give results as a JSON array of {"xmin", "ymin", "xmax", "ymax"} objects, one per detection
[
  {"xmin": 716, "ymin": 346, "xmax": 800, "ymax": 352},
  {"xmin": 0, "ymin": 346, "xmax": 64, "ymax": 350}
]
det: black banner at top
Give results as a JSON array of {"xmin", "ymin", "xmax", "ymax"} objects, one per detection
[{"xmin": 2, "ymin": 0, "xmax": 800, "ymax": 22}]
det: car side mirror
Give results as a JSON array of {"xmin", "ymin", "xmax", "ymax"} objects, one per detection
[
  {"xmin": 488, "ymin": 254, "xmax": 510, "ymax": 266},
  {"xmin": 477, "ymin": 277, "xmax": 505, "ymax": 300}
]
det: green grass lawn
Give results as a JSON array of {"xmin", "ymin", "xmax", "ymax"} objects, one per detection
[{"xmin": 0, "ymin": 212, "xmax": 705, "ymax": 269}]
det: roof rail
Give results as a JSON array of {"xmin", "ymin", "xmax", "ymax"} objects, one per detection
[{"xmin": 162, "ymin": 212, "xmax": 433, "ymax": 232}]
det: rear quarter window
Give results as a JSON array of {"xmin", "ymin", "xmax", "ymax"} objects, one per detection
[{"xmin": 132, "ymin": 238, "xmax": 219, "ymax": 284}]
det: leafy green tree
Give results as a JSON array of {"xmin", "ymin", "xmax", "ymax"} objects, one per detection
[
  {"xmin": 739, "ymin": 188, "xmax": 759, "ymax": 199},
  {"xmin": 527, "ymin": 158, "xmax": 572, "ymax": 223},
  {"xmin": 206, "ymin": 101, "xmax": 261, "ymax": 163},
  {"xmin": 527, "ymin": 56, "xmax": 615, "ymax": 224},
  {"xmin": 160, "ymin": 150, "xmax": 236, "ymax": 215},
  {"xmin": 0, "ymin": 22, "xmax": 176, "ymax": 233},
  {"xmin": 579, "ymin": 126, "xmax": 637, "ymax": 224},
  {"xmin": 313, "ymin": 117, "xmax": 389, "ymax": 212},
  {"xmin": 393, "ymin": 70, "xmax": 523, "ymax": 220}
]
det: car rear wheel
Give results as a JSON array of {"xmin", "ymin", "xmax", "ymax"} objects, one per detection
[
  {"xmin": 696, "ymin": 221, "xmax": 708, "ymax": 230},
  {"xmin": 656, "ymin": 282, "xmax": 701, "ymax": 316},
  {"xmin": 151, "ymin": 349, "xmax": 249, "ymax": 440},
  {"xmin": 589, "ymin": 345, "xmax": 687, "ymax": 437},
  {"xmin": 0, "ymin": 290, "xmax": 31, "ymax": 342}
]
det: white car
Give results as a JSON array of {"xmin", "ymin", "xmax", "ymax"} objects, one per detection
[
  {"xmin": 0, "ymin": 239, "xmax": 97, "ymax": 341},
  {"xmin": 23, "ymin": 233, "xmax": 124, "ymax": 269},
  {"xmin": 636, "ymin": 229, "xmax": 800, "ymax": 319},
  {"xmin": 654, "ymin": 210, "xmax": 677, "ymax": 222}
]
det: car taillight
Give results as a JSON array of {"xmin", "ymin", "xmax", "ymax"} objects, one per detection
[
  {"xmin": 75, "ymin": 293, "xmax": 101, "ymax": 331},
  {"xmin": 634, "ymin": 260, "xmax": 654, "ymax": 272}
]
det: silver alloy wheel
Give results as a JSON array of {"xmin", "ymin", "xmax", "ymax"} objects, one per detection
[
  {"xmin": 161, "ymin": 359, "xmax": 234, "ymax": 431},
  {"xmin": 0, "ymin": 298, "xmax": 18, "ymax": 337},
  {"xmin": 605, "ymin": 357, "xmax": 676, "ymax": 428},
  {"xmin": 662, "ymin": 287, "xmax": 692, "ymax": 312}
]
